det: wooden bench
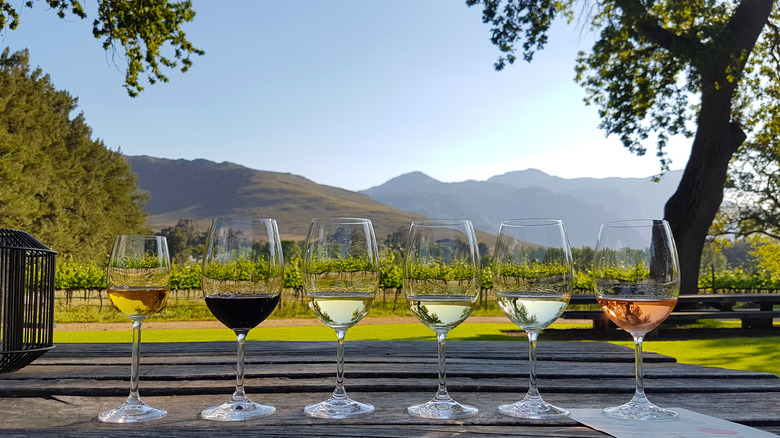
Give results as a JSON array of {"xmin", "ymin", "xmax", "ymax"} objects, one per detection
[{"xmin": 562, "ymin": 293, "xmax": 780, "ymax": 329}]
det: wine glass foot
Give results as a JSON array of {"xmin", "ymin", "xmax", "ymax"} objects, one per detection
[
  {"xmin": 408, "ymin": 398, "xmax": 479, "ymax": 420},
  {"xmin": 603, "ymin": 400, "xmax": 678, "ymax": 421},
  {"xmin": 201, "ymin": 400, "xmax": 275, "ymax": 421},
  {"xmin": 499, "ymin": 398, "xmax": 569, "ymax": 420},
  {"xmin": 305, "ymin": 397, "xmax": 374, "ymax": 419},
  {"xmin": 98, "ymin": 400, "xmax": 166, "ymax": 423}
]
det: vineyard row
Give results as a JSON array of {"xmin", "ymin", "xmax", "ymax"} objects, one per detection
[{"xmin": 56, "ymin": 257, "xmax": 780, "ymax": 293}]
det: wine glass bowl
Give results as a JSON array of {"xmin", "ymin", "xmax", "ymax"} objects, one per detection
[
  {"xmin": 593, "ymin": 219, "xmax": 680, "ymax": 420},
  {"xmin": 403, "ymin": 219, "xmax": 481, "ymax": 419},
  {"xmin": 98, "ymin": 235, "xmax": 171, "ymax": 423},
  {"xmin": 492, "ymin": 218, "xmax": 573, "ymax": 419},
  {"xmin": 200, "ymin": 218, "xmax": 284, "ymax": 421},
  {"xmin": 302, "ymin": 218, "xmax": 380, "ymax": 418}
]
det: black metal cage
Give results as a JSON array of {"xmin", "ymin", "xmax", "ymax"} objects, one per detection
[{"xmin": 0, "ymin": 229, "xmax": 56, "ymax": 373}]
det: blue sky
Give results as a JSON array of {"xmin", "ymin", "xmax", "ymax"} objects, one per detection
[{"xmin": 1, "ymin": 1, "xmax": 689, "ymax": 191}]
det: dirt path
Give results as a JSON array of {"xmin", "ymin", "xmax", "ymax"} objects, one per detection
[{"xmin": 54, "ymin": 316, "xmax": 512, "ymax": 332}]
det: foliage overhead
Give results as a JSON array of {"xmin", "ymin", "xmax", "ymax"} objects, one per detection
[
  {"xmin": 717, "ymin": 6, "xmax": 780, "ymax": 240},
  {"xmin": 719, "ymin": 132, "xmax": 780, "ymax": 240},
  {"xmin": 467, "ymin": 0, "xmax": 779, "ymax": 293},
  {"xmin": 0, "ymin": 48, "xmax": 148, "ymax": 262},
  {"xmin": 468, "ymin": 0, "xmax": 777, "ymax": 174},
  {"xmin": 0, "ymin": 0, "xmax": 203, "ymax": 96}
]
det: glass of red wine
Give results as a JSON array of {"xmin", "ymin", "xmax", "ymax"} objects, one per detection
[
  {"xmin": 201, "ymin": 218, "xmax": 284, "ymax": 421},
  {"xmin": 593, "ymin": 219, "xmax": 680, "ymax": 420}
]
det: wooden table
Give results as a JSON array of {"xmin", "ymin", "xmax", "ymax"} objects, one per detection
[{"xmin": 1, "ymin": 340, "xmax": 779, "ymax": 436}]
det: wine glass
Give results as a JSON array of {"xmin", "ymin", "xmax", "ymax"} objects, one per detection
[
  {"xmin": 200, "ymin": 218, "xmax": 284, "ymax": 421},
  {"xmin": 492, "ymin": 219, "xmax": 573, "ymax": 419},
  {"xmin": 99, "ymin": 235, "xmax": 171, "ymax": 423},
  {"xmin": 403, "ymin": 219, "xmax": 481, "ymax": 419},
  {"xmin": 593, "ymin": 219, "xmax": 680, "ymax": 420},
  {"xmin": 302, "ymin": 217, "xmax": 380, "ymax": 418}
]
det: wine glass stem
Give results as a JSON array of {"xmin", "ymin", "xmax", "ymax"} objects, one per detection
[
  {"xmin": 128, "ymin": 316, "xmax": 145, "ymax": 404},
  {"xmin": 232, "ymin": 330, "xmax": 248, "ymax": 402},
  {"xmin": 332, "ymin": 329, "xmax": 348, "ymax": 399},
  {"xmin": 527, "ymin": 331, "xmax": 540, "ymax": 398},
  {"xmin": 633, "ymin": 334, "xmax": 647, "ymax": 401},
  {"xmin": 435, "ymin": 331, "xmax": 450, "ymax": 400}
]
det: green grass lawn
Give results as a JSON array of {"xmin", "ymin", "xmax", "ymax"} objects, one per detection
[
  {"xmin": 53, "ymin": 322, "xmax": 526, "ymax": 343},
  {"xmin": 53, "ymin": 321, "xmax": 780, "ymax": 376},
  {"xmin": 611, "ymin": 337, "xmax": 780, "ymax": 375}
]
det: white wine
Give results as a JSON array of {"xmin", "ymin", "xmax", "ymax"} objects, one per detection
[
  {"xmin": 308, "ymin": 291, "xmax": 375, "ymax": 329},
  {"xmin": 408, "ymin": 295, "xmax": 477, "ymax": 332},
  {"xmin": 496, "ymin": 292, "xmax": 569, "ymax": 331},
  {"xmin": 107, "ymin": 286, "xmax": 169, "ymax": 317}
]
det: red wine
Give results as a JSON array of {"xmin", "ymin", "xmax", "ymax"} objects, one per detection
[{"xmin": 205, "ymin": 293, "xmax": 280, "ymax": 331}]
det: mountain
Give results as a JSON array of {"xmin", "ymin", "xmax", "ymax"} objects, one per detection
[
  {"xmin": 361, "ymin": 170, "xmax": 683, "ymax": 247},
  {"xmin": 487, "ymin": 169, "xmax": 682, "ymax": 219},
  {"xmin": 124, "ymin": 156, "xmax": 427, "ymax": 241},
  {"xmin": 127, "ymin": 155, "xmax": 684, "ymax": 248}
]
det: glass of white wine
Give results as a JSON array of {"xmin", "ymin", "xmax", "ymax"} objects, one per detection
[
  {"xmin": 302, "ymin": 217, "xmax": 380, "ymax": 418},
  {"xmin": 492, "ymin": 219, "xmax": 573, "ymax": 419},
  {"xmin": 99, "ymin": 235, "xmax": 171, "ymax": 423},
  {"xmin": 593, "ymin": 219, "xmax": 680, "ymax": 420},
  {"xmin": 403, "ymin": 219, "xmax": 481, "ymax": 419},
  {"xmin": 201, "ymin": 218, "xmax": 284, "ymax": 421}
]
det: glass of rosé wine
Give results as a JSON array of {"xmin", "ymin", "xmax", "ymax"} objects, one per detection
[{"xmin": 593, "ymin": 219, "xmax": 680, "ymax": 420}]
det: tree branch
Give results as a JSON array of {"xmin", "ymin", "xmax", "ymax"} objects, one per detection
[
  {"xmin": 727, "ymin": 0, "xmax": 776, "ymax": 58},
  {"xmin": 612, "ymin": 0, "xmax": 699, "ymax": 56}
]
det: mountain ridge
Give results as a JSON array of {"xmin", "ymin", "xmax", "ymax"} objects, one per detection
[
  {"xmin": 125, "ymin": 155, "xmax": 426, "ymax": 241},
  {"xmin": 126, "ymin": 155, "xmax": 682, "ymax": 248},
  {"xmin": 361, "ymin": 169, "xmax": 682, "ymax": 247}
]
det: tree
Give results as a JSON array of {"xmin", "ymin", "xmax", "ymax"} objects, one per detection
[
  {"xmin": 716, "ymin": 141, "xmax": 780, "ymax": 240},
  {"xmin": 699, "ymin": 242, "xmax": 728, "ymax": 273},
  {"xmin": 468, "ymin": 0, "xmax": 778, "ymax": 293},
  {"xmin": 751, "ymin": 236, "xmax": 780, "ymax": 274},
  {"xmin": 281, "ymin": 240, "xmax": 303, "ymax": 263},
  {"xmin": 159, "ymin": 218, "xmax": 205, "ymax": 264},
  {"xmin": 383, "ymin": 227, "xmax": 408, "ymax": 251},
  {"xmin": 571, "ymin": 246, "xmax": 595, "ymax": 272},
  {"xmin": 0, "ymin": 49, "xmax": 148, "ymax": 262},
  {"xmin": 0, "ymin": 0, "xmax": 203, "ymax": 97}
]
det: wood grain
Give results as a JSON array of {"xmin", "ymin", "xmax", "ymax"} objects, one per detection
[{"xmin": 0, "ymin": 341, "xmax": 777, "ymax": 437}]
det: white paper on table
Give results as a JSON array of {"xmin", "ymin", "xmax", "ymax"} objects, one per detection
[{"xmin": 568, "ymin": 408, "xmax": 779, "ymax": 438}]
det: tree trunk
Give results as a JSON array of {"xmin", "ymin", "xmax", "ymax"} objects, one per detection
[
  {"xmin": 664, "ymin": 91, "xmax": 745, "ymax": 294},
  {"xmin": 662, "ymin": 0, "xmax": 772, "ymax": 294}
]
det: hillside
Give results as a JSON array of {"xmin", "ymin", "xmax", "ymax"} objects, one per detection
[
  {"xmin": 362, "ymin": 170, "xmax": 683, "ymax": 247},
  {"xmin": 127, "ymin": 156, "xmax": 683, "ymax": 248},
  {"xmin": 487, "ymin": 168, "xmax": 682, "ymax": 219},
  {"xmin": 125, "ymin": 156, "xmax": 426, "ymax": 241}
]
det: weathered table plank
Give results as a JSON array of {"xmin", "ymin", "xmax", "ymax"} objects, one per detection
[{"xmin": 0, "ymin": 341, "xmax": 777, "ymax": 437}]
